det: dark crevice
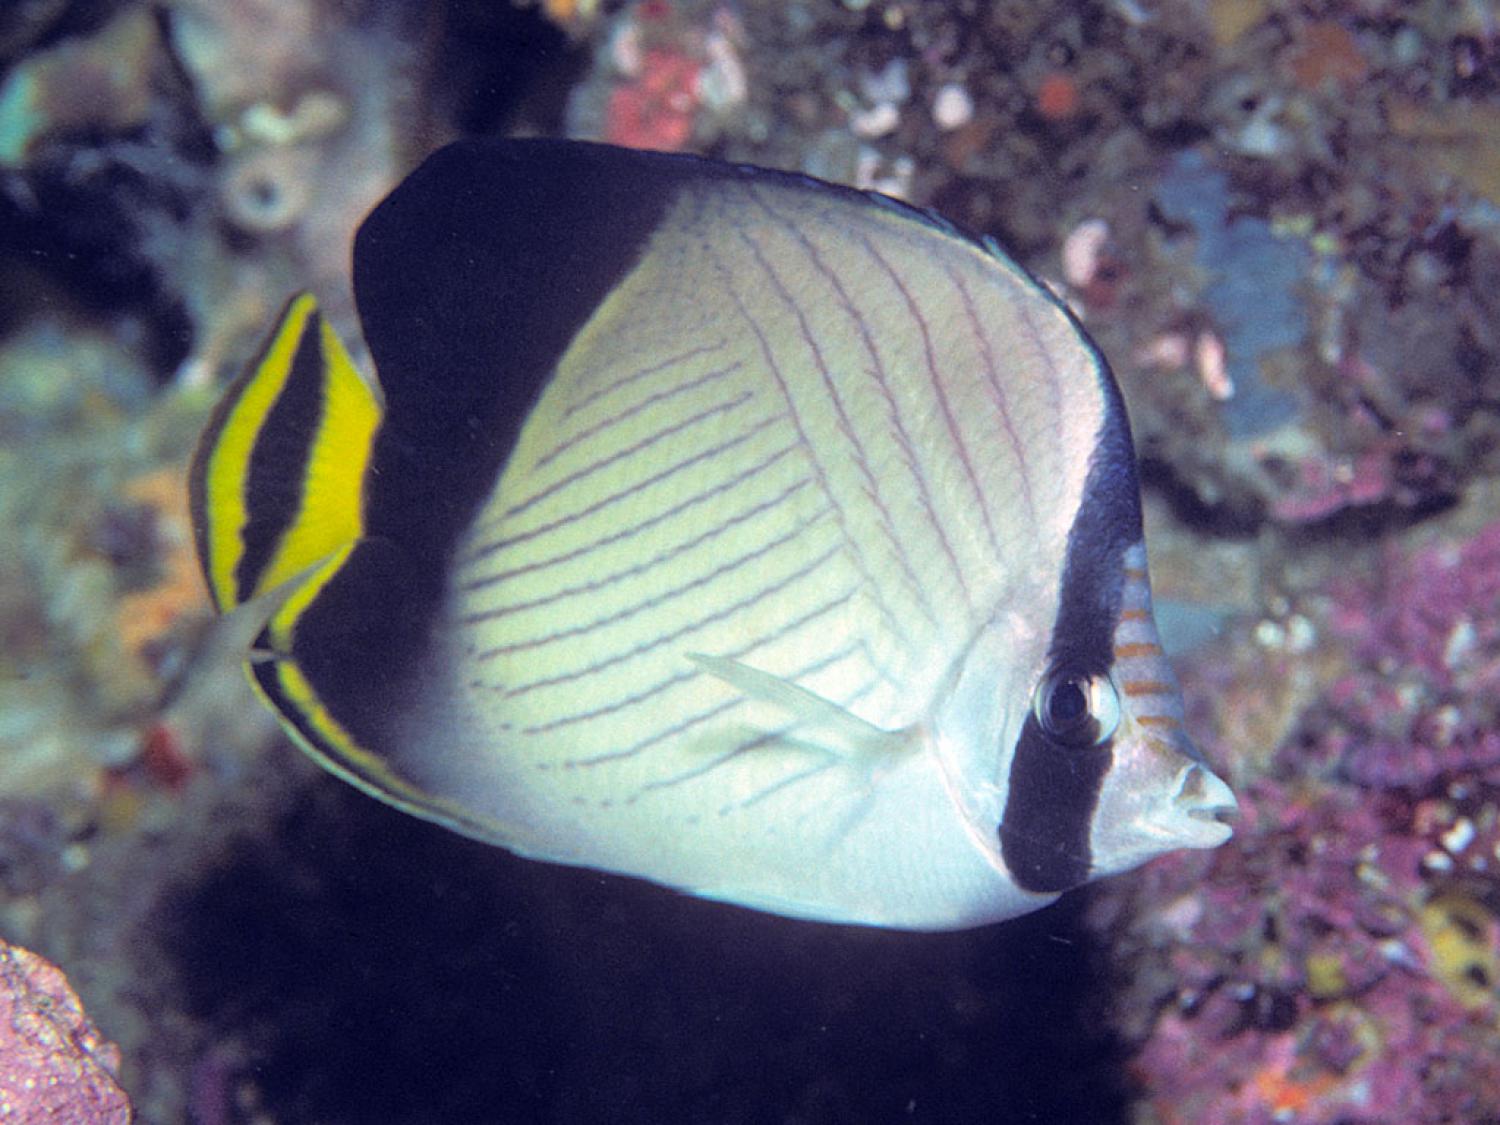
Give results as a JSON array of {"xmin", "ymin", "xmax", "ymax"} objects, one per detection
[{"xmin": 159, "ymin": 771, "xmax": 1133, "ymax": 1125}]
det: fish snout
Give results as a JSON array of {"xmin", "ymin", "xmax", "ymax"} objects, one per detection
[{"xmin": 1168, "ymin": 762, "xmax": 1238, "ymax": 848}]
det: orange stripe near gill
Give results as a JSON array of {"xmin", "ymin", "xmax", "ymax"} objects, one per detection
[
  {"xmin": 1134, "ymin": 714, "xmax": 1182, "ymax": 729},
  {"xmin": 1121, "ymin": 680, "xmax": 1175, "ymax": 697},
  {"xmin": 1140, "ymin": 735, "xmax": 1188, "ymax": 760}
]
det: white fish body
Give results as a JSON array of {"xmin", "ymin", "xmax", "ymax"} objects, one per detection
[{"xmin": 189, "ymin": 140, "xmax": 1236, "ymax": 930}]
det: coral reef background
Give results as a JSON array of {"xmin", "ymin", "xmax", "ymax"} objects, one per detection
[{"xmin": 2, "ymin": 0, "xmax": 1499, "ymax": 1121}]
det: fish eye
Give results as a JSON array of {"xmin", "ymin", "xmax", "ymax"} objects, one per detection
[{"xmin": 1034, "ymin": 669, "xmax": 1121, "ymax": 746}]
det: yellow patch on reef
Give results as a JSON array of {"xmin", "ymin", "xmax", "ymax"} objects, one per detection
[
  {"xmin": 115, "ymin": 466, "xmax": 208, "ymax": 677},
  {"xmin": 1389, "ymin": 98, "xmax": 1500, "ymax": 210},
  {"xmin": 540, "ymin": 0, "xmax": 600, "ymax": 34},
  {"xmin": 1419, "ymin": 892, "xmax": 1498, "ymax": 1011},
  {"xmin": 1206, "ymin": 0, "xmax": 1270, "ymax": 47},
  {"xmin": 1304, "ymin": 950, "xmax": 1349, "ymax": 1000}
]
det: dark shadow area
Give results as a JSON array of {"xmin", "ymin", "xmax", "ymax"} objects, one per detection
[
  {"xmin": 1137, "ymin": 455, "xmax": 1266, "ymax": 540},
  {"xmin": 422, "ymin": 0, "xmax": 584, "ymax": 138},
  {"xmin": 161, "ymin": 772, "xmax": 1131, "ymax": 1125},
  {"xmin": 0, "ymin": 157, "xmax": 199, "ymax": 375}
]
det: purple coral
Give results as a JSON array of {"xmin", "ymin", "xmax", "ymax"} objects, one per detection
[
  {"xmin": 1117, "ymin": 776, "xmax": 1500, "ymax": 1124},
  {"xmin": 1324, "ymin": 520, "xmax": 1500, "ymax": 792},
  {"xmin": 1114, "ymin": 520, "xmax": 1500, "ymax": 1122},
  {"xmin": 0, "ymin": 940, "xmax": 132, "ymax": 1123}
]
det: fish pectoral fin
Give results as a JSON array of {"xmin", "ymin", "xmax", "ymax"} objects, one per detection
[
  {"xmin": 226, "ymin": 547, "xmax": 354, "ymax": 653},
  {"xmin": 686, "ymin": 652, "xmax": 908, "ymax": 762}
]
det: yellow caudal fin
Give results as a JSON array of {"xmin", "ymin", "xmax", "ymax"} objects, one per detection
[{"xmin": 188, "ymin": 293, "xmax": 382, "ymax": 612}]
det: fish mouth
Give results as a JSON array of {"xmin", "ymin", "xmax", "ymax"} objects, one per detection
[{"xmin": 1169, "ymin": 764, "xmax": 1238, "ymax": 847}]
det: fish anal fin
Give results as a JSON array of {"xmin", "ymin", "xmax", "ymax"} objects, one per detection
[{"xmin": 247, "ymin": 536, "xmax": 501, "ymax": 841}]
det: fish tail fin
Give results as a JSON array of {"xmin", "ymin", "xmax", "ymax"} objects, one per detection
[
  {"xmin": 188, "ymin": 292, "xmax": 382, "ymax": 613},
  {"xmin": 189, "ymin": 306, "xmax": 496, "ymax": 836}
]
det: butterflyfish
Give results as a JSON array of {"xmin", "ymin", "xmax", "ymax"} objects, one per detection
[{"xmin": 189, "ymin": 139, "xmax": 1236, "ymax": 930}]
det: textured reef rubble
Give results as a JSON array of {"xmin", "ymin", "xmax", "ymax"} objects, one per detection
[
  {"xmin": 2, "ymin": 0, "xmax": 1500, "ymax": 1121},
  {"xmin": 0, "ymin": 937, "xmax": 131, "ymax": 1122},
  {"xmin": 1101, "ymin": 514, "xmax": 1500, "ymax": 1124}
]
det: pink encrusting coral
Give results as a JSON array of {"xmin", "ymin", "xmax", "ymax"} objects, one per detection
[
  {"xmin": 1118, "ymin": 776, "xmax": 1500, "ymax": 1124},
  {"xmin": 1324, "ymin": 519, "xmax": 1500, "ymax": 792},
  {"xmin": 604, "ymin": 46, "xmax": 703, "ymax": 150},
  {"xmin": 590, "ymin": 1, "xmax": 748, "ymax": 153},
  {"xmin": 0, "ymin": 940, "xmax": 132, "ymax": 1123},
  {"xmin": 1113, "ymin": 518, "xmax": 1500, "ymax": 1123}
]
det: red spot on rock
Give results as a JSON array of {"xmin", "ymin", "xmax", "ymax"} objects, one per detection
[
  {"xmin": 1035, "ymin": 71, "xmax": 1081, "ymax": 121},
  {"xmin": 141, "ymin": 721, "xmax": 194, "ymax": 792},
  {"xmin": 1289, "ymin": 22, "xmax": 1368, "ymax": 92},
  {"xmin": 605, "ymin": 47, "xmax": 701, "ymax": 151}
]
